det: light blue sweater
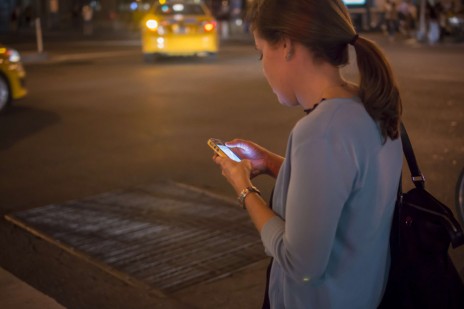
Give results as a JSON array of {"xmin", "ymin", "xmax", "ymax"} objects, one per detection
[{"xmin": 261, "ymin": 97, "xmax": 402, "ymax": 308}]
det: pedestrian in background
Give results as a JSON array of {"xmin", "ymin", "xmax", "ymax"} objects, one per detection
[
  {"xmin": 398, "ymin": 0, "xmax": 417, "ymax": 38},
  {"xmin": 427, "ymin": 0, "xmax": 441, "ymax": 43},
  {"xmin": 82, "ymin": 4, "xmax": 93, "ymax": 36},
  {"xmin": 10, "ymin": 6, "xmax": 21, "ymax": 32},
  {"xmin": 23, "ymin": 5, "xmax": 34, "ymax": 28},
  {"xmin": 384, "ymin": 0, "xmax": 400, "ymax": 40},
  {"xmin": 72, "ymin": 4, "xmax": 80, "ymax": 30},
  {"xmin": 211, "ymin": 0, "xmax": 403, "ymax": 308},
  {"xmin": 48, "ymin": 0, "xmax": 59, "ymax": 30}
]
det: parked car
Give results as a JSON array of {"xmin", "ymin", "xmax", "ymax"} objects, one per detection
[
  {"xmin": 0, "ymin": 45, "xmax": 27, "ymax": 113},
  {"xmin": 140, "ymin": 0, "xmax": 219, "ymax": 62},
  {"xmin": 446, "ymin": 11, "xmax": 464, "ymax": 42}
]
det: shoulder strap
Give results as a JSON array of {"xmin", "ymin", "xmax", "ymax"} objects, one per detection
[
  {"xmin": 399, "ymin": 123, "xmax": 464, "ymax": 248},
  {"xmin": 400, "ymin": 123, "xmax": 425, "ymax": 189}
]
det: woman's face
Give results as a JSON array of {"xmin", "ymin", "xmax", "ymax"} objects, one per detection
[{"xmin": 253, "ymin": 31, "xmax": 298, "ymax": 107}]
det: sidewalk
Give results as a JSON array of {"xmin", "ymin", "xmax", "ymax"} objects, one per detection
[
  {"xmin": 0, "ymin": 181, "xmax": 269, "ymax": 309},
  {"xmin": 0, "ymin": 267, "xmax": 65, "ymax": 309}
]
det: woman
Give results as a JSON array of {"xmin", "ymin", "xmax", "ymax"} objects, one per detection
[
  {"xmin": 384, "ymin": 0, "xmax": 399, "ymax": 40},
  {"xmin": 212, "ymin": 0, "xmax": 403, "ymax": 308}
]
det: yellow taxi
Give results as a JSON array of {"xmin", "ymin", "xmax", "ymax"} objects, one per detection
[
  {"xmin": 141, "ymin": 0, "xmax": 219, "ymax": 62},
  {"xmin": 0, "ymin": 45, "xmax": 27, "ymax": 113}
]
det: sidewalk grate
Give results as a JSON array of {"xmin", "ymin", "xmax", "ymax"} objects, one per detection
[{"xmin": 6, "ymin": 182, "xmax": 266, "ymax": 294}]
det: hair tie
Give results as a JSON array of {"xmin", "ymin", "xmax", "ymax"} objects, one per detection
[{"xmin": 349, "ymin": 34, "xmax": 359, "ymax": 46}]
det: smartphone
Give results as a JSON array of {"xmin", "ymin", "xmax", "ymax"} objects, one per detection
[{"xmin": 207, "ymin": 138, "xmax": 241, "ymax": 162}]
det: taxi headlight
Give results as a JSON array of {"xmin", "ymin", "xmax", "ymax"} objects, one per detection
[
  {"xmin": 8, "ymin": 49, "xmax": 21, "ymax": 63},
  {"xmin": 146, "ymin": 19, "xmax": 159, "ymax": 31},
  {"xmin": 0, "ymin": 47, "xmax": 21, "ymax": 63}
]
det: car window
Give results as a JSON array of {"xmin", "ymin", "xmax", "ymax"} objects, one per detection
[{"xmin": 155, "ymin": 4, "xmax": 205, "ymax": 15}]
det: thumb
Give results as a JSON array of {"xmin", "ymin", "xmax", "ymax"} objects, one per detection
[{"xmin": 226, "ymin": 139, "xmax": 251, "ymax": 151}]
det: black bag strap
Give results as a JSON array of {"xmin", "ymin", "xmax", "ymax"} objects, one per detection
[
  {"xmin": 399, "ymin": 123, "xmax": 464, "ymax": 248},
  {"xmin": 400, "ymin": 123, "xmax": 425, "ymax": 189}
]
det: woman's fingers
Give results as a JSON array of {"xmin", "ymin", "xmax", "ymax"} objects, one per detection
[{"xmin": 226, "ymin": 139, "xmax": 256, "ymax": 154}]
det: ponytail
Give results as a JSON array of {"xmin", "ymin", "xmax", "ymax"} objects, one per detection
[
  {"xmin": 248, "ymin": 0, "xmax": 402, "ymax": 142},
  {"xmin": 352, "ymin": 36, "xmax": 402, "ymax": 142}
]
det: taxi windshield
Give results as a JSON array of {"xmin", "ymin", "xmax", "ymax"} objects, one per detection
[{"xmin": 155, "ymin": 3, "xmax": 205, "ymax": 15}]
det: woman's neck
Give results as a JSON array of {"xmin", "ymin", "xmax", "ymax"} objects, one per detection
[
  {"xmin": 300, "ymin": 80, "xmax": 358, "ymax": 110},
  {"xmin": 293, "ymin": 59, "xmax": 358, "ymax": 110},
  {"xmin": 321, "ymin": 81, "xmax": 358, "ymax": 100}
]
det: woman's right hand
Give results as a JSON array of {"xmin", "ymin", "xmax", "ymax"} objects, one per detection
[{"xmin": 225, "ymin": 139, "xmax": 284, "ymax": 178}]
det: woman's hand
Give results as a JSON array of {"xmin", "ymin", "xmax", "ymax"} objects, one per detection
[
  {"xmin": 226, "ymin": 139, "xmax": 284, "ymax": 178},
  {"xmin": 213, "ymin": 155, "xmax": 254, "ymax": 195},
  {"xmin": 212, "ymin": 140, "xmax": 278, "ymax": 231}
]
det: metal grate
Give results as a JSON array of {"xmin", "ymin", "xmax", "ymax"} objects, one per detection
[{"xmin": 7, "ymin": 182, "xmax": 266, "ymax": 293}]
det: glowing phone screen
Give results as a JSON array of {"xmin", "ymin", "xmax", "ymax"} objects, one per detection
[{"xmin": 217, "ymin": 145, "xmax": 241, "ymax": 162}]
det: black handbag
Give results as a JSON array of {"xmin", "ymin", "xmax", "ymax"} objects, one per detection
[{"xmin": 379, "ymin": 123, "xmax": 464, "ymax": 308}]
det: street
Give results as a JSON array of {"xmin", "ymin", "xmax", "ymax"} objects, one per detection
[
  {"xmin": 0, "ymin": 33, "xmax": 463, "ymax": 308},
  {"xmin": 0, "ymin": 37, "xmax": 297, "ymax": 213}
]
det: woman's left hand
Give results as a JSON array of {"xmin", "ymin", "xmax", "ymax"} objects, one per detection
[{"xmin": 213, "ymin": 155, "xmax": 254, "ymax": 195}]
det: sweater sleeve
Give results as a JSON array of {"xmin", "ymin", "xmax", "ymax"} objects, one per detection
[{"xmin": 260, "ymin": 133, "xmax": 358, "ymax": 284}]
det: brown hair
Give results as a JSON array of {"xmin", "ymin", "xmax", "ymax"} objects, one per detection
[{"xmin": 248, "ymin": 0, "xmax": 402, "ymax": 141}]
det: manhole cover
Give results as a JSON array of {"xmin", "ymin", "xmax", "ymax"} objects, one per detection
[{"xmin": 6, "ymin": 182, "xmax": 266, "ymax": 294}]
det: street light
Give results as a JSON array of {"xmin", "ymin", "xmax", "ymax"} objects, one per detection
[{"xmin": 33, "ymin": 0, "xmax": 44, "ymax": 53}]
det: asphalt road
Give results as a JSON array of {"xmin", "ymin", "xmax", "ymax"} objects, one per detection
[
  {"xmin": 0, "ymin": 32, "xmax": 463, "ymax": 306},
  {"xmin": 0, "ymin": 36, "xmax": 297, "ymax": 212}
]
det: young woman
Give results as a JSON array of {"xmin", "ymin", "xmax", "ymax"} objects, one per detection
[{"xmin": 212, "ymin": 0, "xmax": 403, "ymax": 308}]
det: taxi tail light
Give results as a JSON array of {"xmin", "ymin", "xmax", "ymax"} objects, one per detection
[
  {"xmin": 146, "ymin": 19, "xmax": 159, "ymax": 31},
  {"xmin": 203, "ymin": 21, "xmax": 216, "ymax": 32}
]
